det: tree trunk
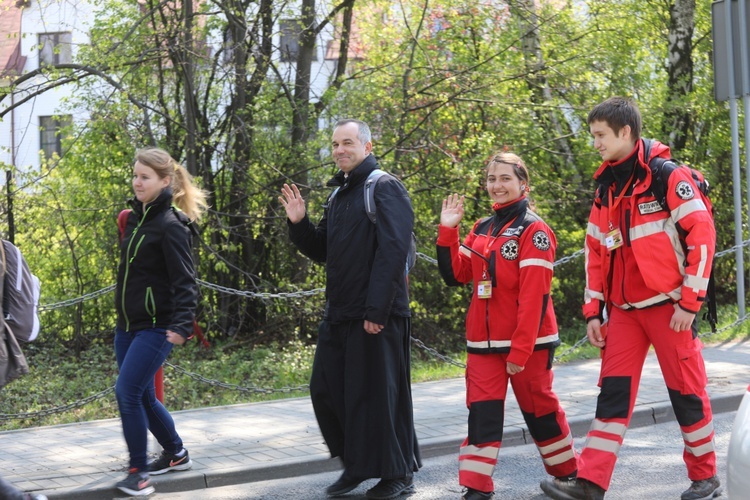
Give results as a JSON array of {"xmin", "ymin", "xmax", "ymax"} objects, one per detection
[
  {"xmin": 291, "ymin": 0, "xmax": 316, "ymax": 154},
  {"xmin": 663, "ymin": 0, "xmax": 695, "ymax": 150},
  {"xmin": 512, "ymin": 0, "xmax": 576, "ymax": 174}
]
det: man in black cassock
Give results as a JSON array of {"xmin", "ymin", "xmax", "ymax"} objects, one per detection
[{"xmin": 279, "ymin": 119, "xmax": 421, "ymax": 499}]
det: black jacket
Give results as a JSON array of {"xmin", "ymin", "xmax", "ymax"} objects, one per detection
[
  {"xmin": 288, "ymin": 154, "xmax": 413, "ymax": 325},
  {"xmin": 115, "ymin": 189, "xmax": 197, "ymax": 337}
]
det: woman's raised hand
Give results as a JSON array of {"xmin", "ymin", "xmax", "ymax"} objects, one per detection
[{"xmin": 440, "ymin": 194, "xmax": 465, "ymax": 228}]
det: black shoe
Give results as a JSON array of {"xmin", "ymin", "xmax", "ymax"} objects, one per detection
[
  {"xmin": 461, "ymin": 487, "xmax": 494, "ymax": 499},
  {"xmin": 540, "ymin": 477, "xmax": 605, "ymax": 500},
  {"xmin": 365, "ymin": 476, "xmax": 415, "ymax": 499},
  {"xmin": 148, "ymin": 449, "xmax": 192, "ymax": 475},
  {"xmin": 681, "ymin": 476, "xmax": 721, "ymax": 500},
  {"xmin": 115, "ymin": 469, "xmax": 155, "ymax": 497},
  {"xmin": 326, "ymin": 471, "xmax": 365, "ymax": 497}
]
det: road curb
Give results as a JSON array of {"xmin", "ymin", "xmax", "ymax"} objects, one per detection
[{"xmin": 42, "ymin": 393, "xmax": 743, "ymax": 499}]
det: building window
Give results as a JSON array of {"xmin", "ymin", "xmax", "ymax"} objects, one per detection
[
  {"xmin": 38, "ymin": 32, "xmax": 72, "ymax": 67},
  {"xmin": 279, "ymin": 19, "xmax": 317, "ymax": 63},
  {"xmin": 39, "ymin": 115, "xmax": 71, "ymax": 160}
]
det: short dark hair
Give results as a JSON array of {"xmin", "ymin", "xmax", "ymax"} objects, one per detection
[
  {"xmin": 587, "ymin": 96, "xmax": 642, "ymax": 141},
  {"xmin": 334, "ymin": 119, "xmax": 371, "ymax": 144}
]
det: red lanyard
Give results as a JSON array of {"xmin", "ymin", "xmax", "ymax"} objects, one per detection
[
  {"xmin": 483, "ymin": 224, "xmax": 501, "ymax": 259},
  {"xmin": 608, "ymin": 169, "xmax": 635, "ymax": 229}
]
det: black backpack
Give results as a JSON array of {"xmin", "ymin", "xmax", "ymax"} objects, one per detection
[
  {"xmin": 642, "ymin": 139, "xmax": 717, "ymax": 332},
  {"xmin": 330, "ymin": 169, "xmax": 418, "ymax": 275}
]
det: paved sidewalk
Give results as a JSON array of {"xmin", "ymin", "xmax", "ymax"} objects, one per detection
[{"xmin": 1, "ymin": 339, "xmax": 748, "ymax": 499}]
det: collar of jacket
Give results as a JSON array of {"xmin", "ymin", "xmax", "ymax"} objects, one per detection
[
  {"xmin": 128, "ymin": 188, "xmax": 174, "ymax": 217},
  {"xmin": 491, "ymin": 196, "xmax": 528, "ymax": 233},
  {"xmin": 326, "ymin": 153, "xmax": 379, "ymax": 190},
  {"xmin": 593, "ymin": 138, "xmax": 671, "ymax": 195}
]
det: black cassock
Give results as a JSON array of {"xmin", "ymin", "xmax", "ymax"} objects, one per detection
[{"xmin": 310, "ymin": 316, "xmax": 422, "ymax": 479}]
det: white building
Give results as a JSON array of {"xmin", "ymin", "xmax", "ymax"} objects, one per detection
[
  {"xmin": 0, "ymin": 2, "xmax": 584, "ymax": 173},
  {"xmin": 0, "ymin": 0, "xmax": 358, "ymax": 172},
  {"xmin": 0, "ymin": 0, "xmax": 97, "ymax": 171}
]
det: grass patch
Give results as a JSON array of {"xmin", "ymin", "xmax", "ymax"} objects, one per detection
[{"xmin": 0, "ymin": 337, "xmax": 465, "ymax": 432}]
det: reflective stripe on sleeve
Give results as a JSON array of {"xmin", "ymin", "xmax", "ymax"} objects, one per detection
[
  {"xmin": 587, "ymin": 222, "xmax": 605, "ymax": 244},
  {"xmin": 672, "ymin": 199, "xmax": 708, "ymax": 223},
  {"xmin": 519, "ymin": 258, "xmax": 554, "ymax": 270},
  {"xmin": 684, "ymin": 274, "xmax": 709, "ymax": 293},
  {"xmin": 584, "ymin": 288, "xmax": 605, "ymax": 303}
]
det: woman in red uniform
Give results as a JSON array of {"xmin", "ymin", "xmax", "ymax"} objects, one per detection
[{"xmin": 436, "ymin": 152, "xmax": 578, "ymax": 499}]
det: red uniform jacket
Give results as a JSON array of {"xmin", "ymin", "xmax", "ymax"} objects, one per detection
[
  {"xmin": 437, "ymin": 197, "xmax": 560, "ymax": 368},
  {"xmin": 583, "ymin": 139, "xmax": 715, "ymax": 320}
]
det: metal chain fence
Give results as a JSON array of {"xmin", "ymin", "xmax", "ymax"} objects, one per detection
[
  {"xmin": 5, "ymin": 240, "xmax": 750, "ymax": 421},
  {"xmin": 0, "ymin": 387, "xmax": 115, "ymax": 422},
  {"xmin": 162, "ymin": 361, "xmax": 310, "ymax": 395}
]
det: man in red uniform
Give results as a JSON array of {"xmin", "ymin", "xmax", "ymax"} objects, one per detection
[{"xmin": 541, "ymin": 97, "xmax": 720, "ymax": 500}]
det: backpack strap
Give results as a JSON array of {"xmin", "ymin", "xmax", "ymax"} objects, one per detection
[
  {"xmin": 642, "ymin": 138, "xmax": 678, "ymax": 212},
  {"xmin": 327, "ymin": 168, "xmax": 389, "ymax": 224},
  {"xmin": 360, "ymin": 169, "xmax": 418, "ymax": 275},
  {"xmin": 364, "ymin": 169, "xmax": 388, "ymax": 223}
]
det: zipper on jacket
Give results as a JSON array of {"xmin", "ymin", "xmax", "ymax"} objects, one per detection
[
  {"xmin": 484, "ymin": 239, "xmax": 492, "ymax": 348},
  {"xmin": 129, "ymin": 234, "xmax": 146, "ymax": 264},
  {"xmin": 121, "ymin": 207, "xmax": 151, "ymax": 331},
  {"xmin": 620, "ymin": 207, "xmax": 632, "ymax": 307},
  {"xmin": 485, "ymin": 301, "xmax": 491, "ymax": 348}
]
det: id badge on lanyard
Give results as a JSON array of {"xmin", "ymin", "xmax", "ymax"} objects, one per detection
[
  {"xmin": 478, "ymin": 226, "xmax": 499, "ymax": 299},
  {"xmin": 477, "ymin": 279, "xmax": 492, "ymax": 299},
  {"xmin": 605, "ymin": 228, "xmax": 623, "ymax": 250},
  {"xmin": 606, "ymin": 172, "xmax": 633, "ymax": 251}
]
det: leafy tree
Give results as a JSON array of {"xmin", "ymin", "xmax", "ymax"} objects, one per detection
[{"xmin": 0, "ymin": 0, "xmax": 743, "ymax": 355}]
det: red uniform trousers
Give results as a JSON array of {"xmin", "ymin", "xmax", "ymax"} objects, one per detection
[
  {"xmin": 459, "ymin": 349, "xmax": 578, "ymax": 493},
  {"xmin": 578, "ymin": 304, "xmax": 716, "ymax": 490}
]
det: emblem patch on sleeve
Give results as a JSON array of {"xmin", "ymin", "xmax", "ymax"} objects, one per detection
[
  {"xmin": 500, "ymin": 240, "xmax": 519, "ymax": 260},
  {"xmin": 532, "ymin": 230, "xmax": 551, "ymax": 251},
  {"xmin": 676, "ymin": 180, "xmax": 695, "ymax": 200}
]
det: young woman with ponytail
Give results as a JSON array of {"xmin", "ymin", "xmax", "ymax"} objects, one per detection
[{"xmin": 113, "ymin": 147, "xmax": 207, "ymax": 496}]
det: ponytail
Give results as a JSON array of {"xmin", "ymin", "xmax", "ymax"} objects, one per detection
[
  {"xmin": 172, "ymin": 163, "xmax": 208, "ymax": 222},
  {"xmin": 134, "ymin": 147, "xmax": 209, "ymax": 222}
]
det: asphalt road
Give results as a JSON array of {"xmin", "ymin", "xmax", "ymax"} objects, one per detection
[{"xmin": 145, "ymin": 411, "xmax": 734, "ymax": 500}]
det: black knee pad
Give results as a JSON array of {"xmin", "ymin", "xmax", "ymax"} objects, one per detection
[
  {"xmin": 522, "ymin": 410, "xmax": 563, "ymax": 443},
  {"xmin": 468, "ymin": 399, "xmax": 504, "ymax": 445},
  {"xmin": 595, "ymin": 376, "xmax": 631, "ymax": 419},
  {"xmin": 668, "ymin": 387, "xmax": 705, "ymax": 427}
]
